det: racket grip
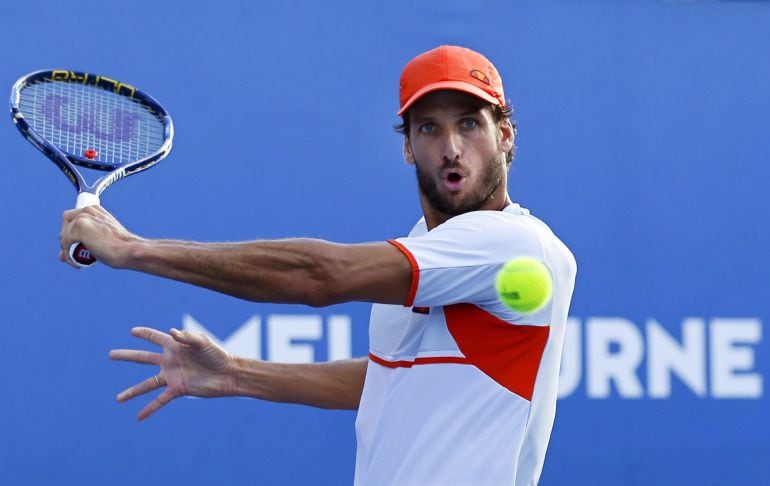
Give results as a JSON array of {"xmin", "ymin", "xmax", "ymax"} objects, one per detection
[
  {"xmin": 69, "ymin": 192, "xmax": 101, "ymax": 268},
  {"xmin": 69, "ymin": 242, "xmax": 97, "ymax": 266}
]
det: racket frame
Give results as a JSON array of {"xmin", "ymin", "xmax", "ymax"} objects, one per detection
[
  {"xmin": 10, "ymin": 69, "xmax": 174, "ymax": 266},
  {"xmin": 10, "ymin": 69, "xmax": 174, "ymax": 200}
]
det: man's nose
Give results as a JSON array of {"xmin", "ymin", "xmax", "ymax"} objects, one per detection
[{"xmin": 441, "ymin": 130, "xmax": 461, "ymax": 162}]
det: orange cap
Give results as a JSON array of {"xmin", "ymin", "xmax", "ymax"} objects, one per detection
[{"xmin": 398, "ymin": 45, "xmax": 506, "ymax": 116}]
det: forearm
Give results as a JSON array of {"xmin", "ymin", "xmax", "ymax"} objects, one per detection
[
  {"xmin": 117, "ymin": 237, "xmax": 411, "ymax": 306},
  {"xmin": 122, "ymin": 238, "xmax": 347, "ymax": 306},
  {"xmin": 62, "ymin": 206, "xmax": 411, "ymax": 305},
  {"xmin": 229, "ymin": 356, "xmax": 368, "ymax": 410}
]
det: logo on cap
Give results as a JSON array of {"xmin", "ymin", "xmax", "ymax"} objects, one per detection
[{"xmin": 469, "ymin": 69, "xmax": 491, "ymax": 85}]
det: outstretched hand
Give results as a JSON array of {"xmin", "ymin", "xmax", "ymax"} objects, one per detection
[{"xmin": 109, "ymin": 327, "xmax": 236, "ymax": 420}]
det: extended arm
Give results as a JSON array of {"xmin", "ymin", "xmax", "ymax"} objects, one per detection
[
  {"xmin": 59, "ymin": 206, "xmax": 413, "ymax": 306},
  {"xmin": 111, "ymin": 327, "xmax": 368, "ymax": 420},
  {"xmin": 231, "ymin": 355, "xmax": 368, "ymax": 410}
]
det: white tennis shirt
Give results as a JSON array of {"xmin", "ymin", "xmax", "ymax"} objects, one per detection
[{"xmin": 354, "ymin": 204, "xmax": 577, "ymax": 486}]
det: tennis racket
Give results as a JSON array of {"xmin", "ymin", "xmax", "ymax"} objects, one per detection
[{"xmin": 10, "ymin": 69, "xmax": 174, "ymax": 267}]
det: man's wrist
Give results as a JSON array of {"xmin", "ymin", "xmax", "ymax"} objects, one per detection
[
  {"xmin": 118, "ymin": 236, "xmax": 149, "ymax": 270},
  {"xmin": 225, "ymin": 354, "xmax": 241, "ymax": 397}
]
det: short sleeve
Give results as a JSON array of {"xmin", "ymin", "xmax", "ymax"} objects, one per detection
[{"xmin": 390, "ymin": 210, "xmax": 546, "ymax": 308}]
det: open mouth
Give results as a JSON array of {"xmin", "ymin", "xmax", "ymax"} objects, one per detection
[{"xmin": 443, "ymin": 170, "xmax": 466, "ymax": 191}]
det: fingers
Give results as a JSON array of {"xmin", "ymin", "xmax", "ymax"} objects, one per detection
[
  {"xmin": 115, "ymin": 376, "xmax": 177, "ymax": 421},
  {"xmin": 60, "ymin": 207, "xmax": 96, "ymax": 243},
  {"xmin": 58, "ymin": 249, "xmax": 81, "ymax": 268},
  {"xmin": 131, "ymin": 326, "xmax": 173, "ymax": 347},
  {"xmin": 137, "ymin": 389, "xmax": 176, "ymax": 421},
  {"xmin": 62, "ymin": 205, "xmax": 105, "ymax": 224},
  {"xmin": 169, "ymin": 327, "xmax": 206, "ymax": 347},
  {"xmin": 60, "ymin": 209, "xmax": 92, "ymax": 263},
  {"xmin": 116, "ymin": 374, "xmax": 166, "ymax": 403},
  {"xmin": 112, "ymin": 326, "xmax": 186, "ymax": 421},
  {"xmin": 60, "ymin": 206, "xmax": 126, "ymax": 267},
  {"xmin": 109, "ymin": 349, "xmax": 161, "ymax": 365},
  {"xmin": 61, "ymin": 208, "xmax": 81, "ymax": 224}
]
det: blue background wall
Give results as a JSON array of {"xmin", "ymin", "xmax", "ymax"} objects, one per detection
[{"xmin": 1, "ymin": 1, "xmax": 768, "ymax": 484}]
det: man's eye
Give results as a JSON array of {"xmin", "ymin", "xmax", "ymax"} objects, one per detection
[
  {"xmin": 462, "ymin": 119, "xmax": 478, "ymax": 129},
  {"xmin": 419, "ymin": 124, "xmax": 435, "ymax": 133}
]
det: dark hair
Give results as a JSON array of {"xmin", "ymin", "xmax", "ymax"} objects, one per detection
[{"xmin": 394, "ymin": 101, "xmax": 517, "ymax": 163}]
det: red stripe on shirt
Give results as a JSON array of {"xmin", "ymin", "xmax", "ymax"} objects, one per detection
[
  {"xmin": 369, "ymin": 352, "xmax": 470, "ymax": 368},
  {"xmin": 387, "ymin": 239, "xmax": 419, "ymax": 307}
]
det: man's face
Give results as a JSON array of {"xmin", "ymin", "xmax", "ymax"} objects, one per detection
[{"xmin": 404, "ymin": 90, "xmax": 514, "ymax": 217}]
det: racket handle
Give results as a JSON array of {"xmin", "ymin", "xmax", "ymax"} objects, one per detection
[
  {"xmin": 69, "ymin": 242, "xmax": 96, "ymax": 267},
  {"xmin": 69, "ymin": 192, "xmax": 101, "ymax": 268}
]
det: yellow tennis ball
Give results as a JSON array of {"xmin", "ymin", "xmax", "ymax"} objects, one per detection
[{"xmin": 495, "ymin": 257, "xmax": 553, "ymax": 313}]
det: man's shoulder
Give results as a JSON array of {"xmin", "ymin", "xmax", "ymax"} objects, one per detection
[
  {"xmin": 403, "ymin": 205, "xmax": 568, "ymax": 256},
  {"xmin": 400, "ymin": 209, "xmax": 541, "ymax": 256}
]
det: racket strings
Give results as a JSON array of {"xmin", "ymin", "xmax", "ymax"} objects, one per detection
[{"xmin": 18, "ymin": 79, "xmax": 167, "ymax": 167}]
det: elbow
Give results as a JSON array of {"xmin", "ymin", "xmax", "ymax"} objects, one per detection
[
  {"xmin": 292, "ymin": 241, "xmax": 353, "ymax": 308},
  {"xmin": 302, "ymin": 278, "xmax": 348, "ymax": 308},
  {"xmin": 301, "ymin": 257, "xmax": 351, "ymax": 308},
  {"xmin": 303, "ymin": 287, "xmax": 337, "ymax": 308}
]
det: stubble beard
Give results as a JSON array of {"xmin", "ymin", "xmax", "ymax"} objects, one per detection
[{"xmin": 415, "ymin": 155, "xmax": 506, "ymax": 216}]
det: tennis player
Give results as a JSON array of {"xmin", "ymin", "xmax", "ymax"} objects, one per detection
[{"xmin": 60, "ymin": 45, "xmax": 577, "ymax": 486}]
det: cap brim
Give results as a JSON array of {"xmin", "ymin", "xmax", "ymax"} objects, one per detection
[{"xmin": 397, "ymin": 80, "xmax": 500, "ymax": 116}]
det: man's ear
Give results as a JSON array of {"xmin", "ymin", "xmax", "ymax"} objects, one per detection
[
  {"xmin": 403, "ymin": 137, "xmax": 416, "ymax": 165},
  {"xmin": 499, "ymin": 119, "xmax": 515, "ymax": 154}
]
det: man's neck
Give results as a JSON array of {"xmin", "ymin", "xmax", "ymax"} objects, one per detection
[{"xmin": 421, "ymin": 192, "xmax": 512, "ymax": 230}]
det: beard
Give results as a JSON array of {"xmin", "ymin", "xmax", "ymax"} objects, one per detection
[{"xmin": 415, "ymin": 155, "xmax": 506, "ymax": 216}]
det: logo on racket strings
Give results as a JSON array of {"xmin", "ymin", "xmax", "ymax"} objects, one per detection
[{"xmin": 42, "ymin": 95, "xmax": 141, "ymax": 143}]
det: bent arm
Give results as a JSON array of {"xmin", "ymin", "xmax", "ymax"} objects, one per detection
[
  {"xmin": 59, "ymin": 206, "xmax": 414, "ymax": 306},
  {"xmin": 124, "ymin": 238, "xmax": 412, "ymax": 306}
]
